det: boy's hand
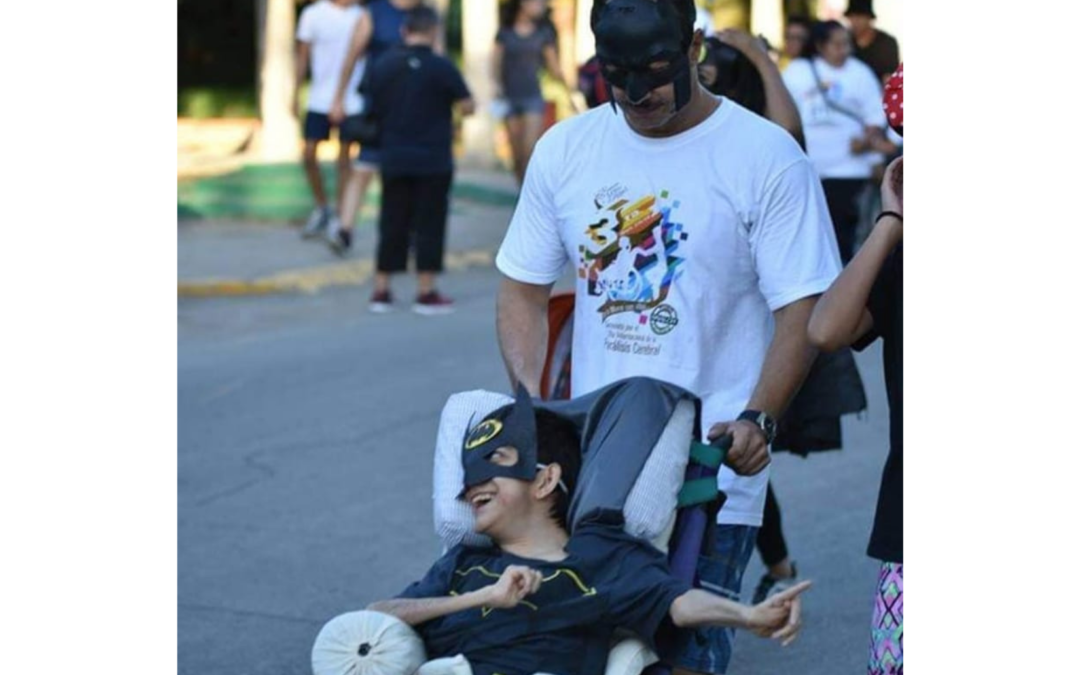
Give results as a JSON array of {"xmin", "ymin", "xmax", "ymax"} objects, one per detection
[
  {"xmin": 745, "ymin": 580, "xmax": 812, "ymax": 646},
  {"xmin": 483, "ymin": 566, "xmax": 543, "ymax": 609}
]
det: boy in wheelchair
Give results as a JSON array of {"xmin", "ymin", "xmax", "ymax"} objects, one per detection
[{"xmin": 364, "ymin": 390, "xmax": 810, "ymax": 675}]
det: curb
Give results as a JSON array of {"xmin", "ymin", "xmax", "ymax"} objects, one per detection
[
  {"xmin": 178, "ymin": 249, "xmax": 495, "ymax": 298},
  {"xmin": 178, "ymin": 173, "xmax": 519, "ymax": 222}
]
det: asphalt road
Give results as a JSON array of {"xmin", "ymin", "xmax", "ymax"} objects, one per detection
[{"xmin": 178, "ymin": 266, "xmax": 890, "ymax": 675}]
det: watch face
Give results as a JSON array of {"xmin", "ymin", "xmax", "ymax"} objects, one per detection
[
  {"xmin": 739, "ymin": 410, "xmax": 774, "ymax": 441},
  {"xmin": 753, "ymin": 412, "xmax": 775, "ymax": 441}
]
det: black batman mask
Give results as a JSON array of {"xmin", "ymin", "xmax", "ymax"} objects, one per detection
[
  {"xmin": 460, "ymin": 385, "xmax": 542, "ymax": 498},
  {"xmin": 592, "ymin": 0, "xmax": 694, "ymax": 111}
]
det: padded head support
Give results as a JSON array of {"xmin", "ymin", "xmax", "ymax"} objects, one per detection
[{"xmin": 433, "ymin": 377, "xmax": 702, "ymax": 548}]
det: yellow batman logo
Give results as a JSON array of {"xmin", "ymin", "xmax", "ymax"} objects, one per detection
[{"xmin": 465, "ymin": 419, "xmax": 503, "ymax": 450}]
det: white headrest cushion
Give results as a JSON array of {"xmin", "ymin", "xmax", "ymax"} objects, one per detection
[{"xmin": 433, "ymin": 392, "xmax": 693, "ymax": 550}]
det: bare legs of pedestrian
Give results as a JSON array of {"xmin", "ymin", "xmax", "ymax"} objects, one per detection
[
  {"xmin": 505, "ymin": 112, "xmax": 544, "ymax": 185},
  {"xmin": 335, "ymin": 140, "xmax": 356, "ymax": 215},
  {"xmin": 302, "ymin": 140, "xmax": 328, "ymax": 209},
  {"xmin": 340, "ymin": 163, "xmax": 378, "ymax": 234}
]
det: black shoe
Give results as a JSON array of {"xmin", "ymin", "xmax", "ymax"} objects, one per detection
[{"xmin": 327, "ymin": 225, "xmax": 352, "ymax": 256}]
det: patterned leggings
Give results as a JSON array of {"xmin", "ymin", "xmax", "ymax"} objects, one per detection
[{"xmin": 869, "ymin": 562, "xmax": 903, "ymax": 675}]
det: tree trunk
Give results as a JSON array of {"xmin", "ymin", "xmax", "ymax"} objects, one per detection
[
  {"xmin": 257, "ymin": 0, "xmax": 300, "ymax": 162},
  {"xmin": 460, "ymin": 0, "xmax": 499, "ymax": 168}
]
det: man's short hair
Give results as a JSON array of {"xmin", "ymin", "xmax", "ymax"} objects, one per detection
[
  {"xmin": 404, "ymin": 4, "xmax": 439, "ymax": 34},
  {"xmin": 590, "ymin": 0, "xmax": 697, "ymax": 51},
  {"xmin": 535, "ymin": 409, "xmax": 582, "ymax": 530}
]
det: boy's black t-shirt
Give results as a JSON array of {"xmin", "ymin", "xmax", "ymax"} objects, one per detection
[
  {"xmin": 368, "ymin": 44, "xmax": 472, "ymax": 177},
  {"xmin": 854, "ymin": 245, "xmax": 903, "ymax": 563},
  {"xmin": 395, "ymin": 510, "xmax": 691, "ymax": 675}
]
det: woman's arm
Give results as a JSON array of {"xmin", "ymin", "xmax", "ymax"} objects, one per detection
[
  {"xmin": 717, "ymin": 29, "xmax": 804, "ymax": 148},
  {"xmin": 808, "ymin": 157, "xmax": 903, "ymax": 351}
]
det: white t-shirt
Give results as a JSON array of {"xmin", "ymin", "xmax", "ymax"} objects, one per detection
[
  {"xmin": 296, "ymin": 0, "xmax": 365, "ymax": 115},
  {"xmin": 782, "ymin": 57, "xmax": 888, "ymax": 179},
  {"xmin": 496, "ymin": 100, "xmax": 842, "ymax": 527}
]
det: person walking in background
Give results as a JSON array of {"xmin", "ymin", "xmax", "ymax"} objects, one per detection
[
  {"xmin": 782, "ymin": 20, "xmax": 895, "ymax": 264},
  {"xmin": 326, "ymin": 0, "xmax": 424, "ymax": 254},
  {"xmin": 364, "ymin": 5, "xmax": 474, "ymax": 315},
  {"xmin": 845, "ymin": 0, "xmax": 900, "ymax": 86},
  {"xmin": 294, "ymin": 0, "xmax": 366, "ymax": 239},
  {"xmin": 698, "ymin": 29, "xmax": 802, "ymax": 147},
  {"xmin": 808, "ymin": 64, "xmax": 903, "ymax": 675},
  {"xmin": 779, "ymin": 16, "xmax": 812, "ymax": 72},
  {"xmin": 492, "ymin": 0, "xmax": 575, "ymax": 185}
]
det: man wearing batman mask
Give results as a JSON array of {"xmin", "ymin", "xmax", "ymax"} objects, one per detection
[
  {"xmin": 495, "ymin": 1, "xmax": 841, "ymax": 672},
  {"xmin": 366, "ymin": 389, "xmax": 810, "ymax": 675}
]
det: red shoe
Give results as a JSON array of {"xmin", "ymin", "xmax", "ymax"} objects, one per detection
[
  {"xmin": 369, "ymin": 289, "xmax": 394, "ymax": 313},
  {"xmin": 413, "ymin": 290, "xmax": 455, "ymax": 315}
]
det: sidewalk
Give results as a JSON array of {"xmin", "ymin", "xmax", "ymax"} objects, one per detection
[{"xmin": 178, "ymin": 169, "xmax": 519, "ymax": 298}]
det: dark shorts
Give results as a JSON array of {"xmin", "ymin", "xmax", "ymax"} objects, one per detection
[
  {"xmin": 303, "ymin": 111, "xmax": 363, "ymax": 143},
  {"xmin": 506, "ymin": 95, "xmax": 546, "ymax": 117},
  {"xmin": 355, "ymin": 144, "xmax": 382, "ymax": 168},
  {"xmin": 668, "ymin": 524, "xmax": 759, "ymax": 674}
]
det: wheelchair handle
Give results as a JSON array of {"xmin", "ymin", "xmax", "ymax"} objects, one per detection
[{"xmin": 709, "ymin": 433, "xmax": 733, "ymax": 465}]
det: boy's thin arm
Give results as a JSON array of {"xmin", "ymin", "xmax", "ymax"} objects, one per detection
[
  {"xmin": 368, "ymin": 589, "xmax": 491, "ymax": 627},
  {"xmin": 369, "ymin": 566, "xmax": 543, "ymax": 626},
  {"xmin": 670, "ymin": 582, "xmax": 810, "ymax": 646},
  {"xmin": 668, "ymin": 589, "xmax": 750, "ymax": 629}
]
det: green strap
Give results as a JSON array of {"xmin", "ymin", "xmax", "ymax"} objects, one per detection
[
  {"xmin": 689, "ymin": 441, "xmax": 727, "ymax": 469},
  {"xmin": 677, "ymin": 477, "xmax": 719, "ymax": 508},
  {"xmin": 678, "ymin": 441, "xmax": 729, "ymax": 507}
]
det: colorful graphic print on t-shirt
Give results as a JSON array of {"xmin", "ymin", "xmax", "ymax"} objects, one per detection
[{"xmin": 577, "ymin": 183, "xmax": 689, "ymax": 344}]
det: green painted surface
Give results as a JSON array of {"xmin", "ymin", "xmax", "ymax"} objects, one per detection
[{"xmin": 177, "ymin": 163, "xmax": 518, "ymax": 221}]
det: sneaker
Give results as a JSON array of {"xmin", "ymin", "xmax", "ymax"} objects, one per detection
[
  {"xmin": 301, "ymin": 206, "xmax": 330, "ymax": 238},
  {"xmin": 752, "ymin": 562, "xmax": 799, "ymax": 605},
  {"xmin": 325, "ymin": 219, "xmax": 351, "ymax": 256},
  {"xmin": 413, "ymin": 290, "xmax": 455, "ymax": 315},
  {"xmin": 369, "ymin": 289, "xmax": 394, "ymax": 314}
]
